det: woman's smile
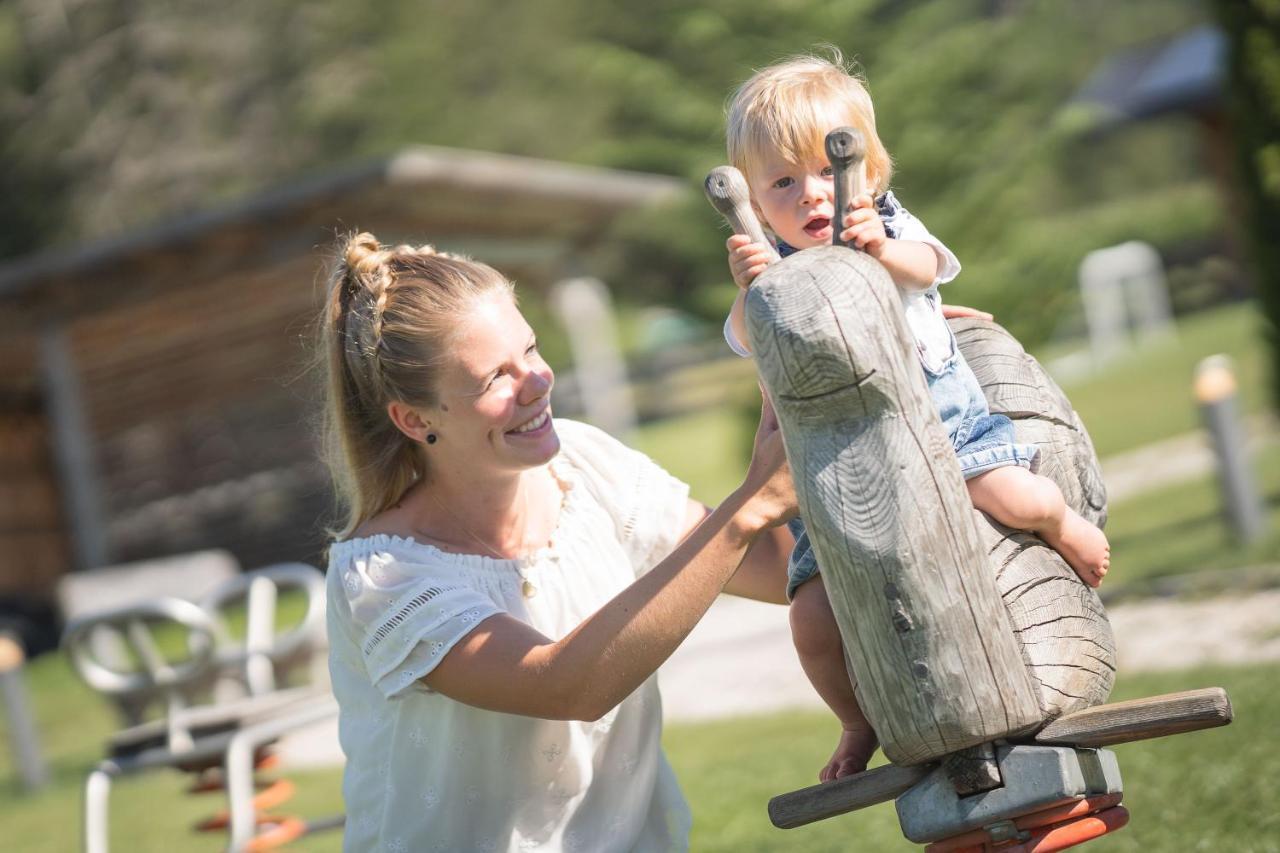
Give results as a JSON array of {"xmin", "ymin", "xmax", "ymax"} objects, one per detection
[{"xmin": 508, "ymin": 408, "xmax": 551, "ymax": 436}]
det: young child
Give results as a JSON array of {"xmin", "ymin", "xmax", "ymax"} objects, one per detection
[{"xmin": 721, "ymin": 52, "xmax": 1111, "ymax": 782}]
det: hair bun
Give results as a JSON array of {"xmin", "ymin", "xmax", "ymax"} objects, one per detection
[
  {"xmin": 344, "ymin": 232, "xmax": 384, "ymax": 275},
  {"xmin": 387, "ymin": 242, "xmax": 437, "ymax": 258}
]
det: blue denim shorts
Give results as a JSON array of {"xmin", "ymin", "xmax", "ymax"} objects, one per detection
[{"xmin": 785, "ymin": 350, "xmax": 1039, "ymax": 600}]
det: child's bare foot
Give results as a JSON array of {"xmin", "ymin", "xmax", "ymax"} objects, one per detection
[
  {"xmin": 1042, "ymin": 509, "xmax": 1110, "ymax": 587},
  {"xmin": 820, "ymin": 724, "xmax": 879, "ymax": 782}
]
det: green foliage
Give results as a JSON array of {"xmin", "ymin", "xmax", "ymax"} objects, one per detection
[
  {"xmin": 1, "ymin": 0, "xmax": 1235, "ymax": 348},
  {"xmin": 1212, "ymin": 0, "xmax": 1280, "ymax": 409}
]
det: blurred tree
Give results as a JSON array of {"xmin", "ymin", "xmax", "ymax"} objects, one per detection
[
  {"xmin": 1212, "ymin": 0, "xmax": 1280, "ymax": 408},
  {"xmin": 0, "ymin": 0, "xmax": 1228, "ymax": 351},
  {"xmin": 0, "ymin": 0, "xmax": 372, "ymax": 253}
]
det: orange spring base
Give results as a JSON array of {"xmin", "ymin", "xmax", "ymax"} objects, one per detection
[
  {"xmin": 194, "ymin": 778, "xmax": 298, "ymax": 832},
  {"xmin": 926, "ymin": 795, "xmax": 1130, "ymax": 853},
  {"xmin": 242, "ymin": 815, "xmax": 308, "ymax": 852}
]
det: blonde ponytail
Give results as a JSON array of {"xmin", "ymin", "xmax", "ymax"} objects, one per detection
[{"xmin": 319, "ymin": 231, "xmax": 513, "ymax": 539}]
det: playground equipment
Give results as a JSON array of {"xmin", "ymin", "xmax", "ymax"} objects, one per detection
[
  {"xmin": 62, "ymin": 561, "xmax": 340, "ymax": 852},
  {"xmin": 705, "ymin": 129, "xmax": 1232, "ymax": 850}
]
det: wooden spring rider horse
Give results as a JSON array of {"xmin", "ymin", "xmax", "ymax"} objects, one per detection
[{"xmin": 704, "ymin": 129, "xmax": 1233, "ymax": 852}]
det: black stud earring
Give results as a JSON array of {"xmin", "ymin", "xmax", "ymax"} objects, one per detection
[{"xmin": 426, "ymin": 433, "xmax": 438, "ymax": 445}]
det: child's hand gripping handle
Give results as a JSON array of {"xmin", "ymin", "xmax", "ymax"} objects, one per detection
[
  {"xmin": 704, "ymin": 166, "xmax": 779, "ymax": 260},
  {"xmin": 825, "ymin": 127, "xmax": 866, "ymax": 249}
]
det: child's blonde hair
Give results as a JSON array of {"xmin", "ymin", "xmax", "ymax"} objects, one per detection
[
  {"xmin": 727, "ymin": 49, "xmax": 893, "ymax": 197},
  {"xmin": 318, "ymin": 232, "xmax": 514, "ymax": 539}
]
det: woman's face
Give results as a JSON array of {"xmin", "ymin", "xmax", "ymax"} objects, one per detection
[{"xmin": 428, "ymin": 292, "xmax": 559, "ymax": 475}]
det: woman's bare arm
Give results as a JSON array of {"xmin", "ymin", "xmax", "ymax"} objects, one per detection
[
  {"xmin": 423, "ymin": 405, "xmax": 795, "ymax": 720},
  {"xmin": 672, "ymin": 499, "xmax": 790, "ymax": 604}
]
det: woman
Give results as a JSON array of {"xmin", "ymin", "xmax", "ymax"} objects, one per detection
[{"xmin": 320, "ymin": 232, "xmax": 797, "ymax": 851}]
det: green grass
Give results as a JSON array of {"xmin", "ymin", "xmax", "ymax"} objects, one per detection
[
  {"xmin": 668, "ymin": 662, "xmax": 1278, "ymax": 852},
  {"xmin": 1104, "ymin": 441, "xmax": 1280, "ymax": 590},
  {"xmin": 2, "ymin": 301, "xmax": 1271, "ymax": 849},
  {"xmin": 4, "ymin": 656, "xmax": 1274, "ymax": 851},
  {"xmin": 1054, "ymin": 301, "xmax": 1270, "ymax": 458},
  {"xmin": 631, "ymin": 404, "xmax": 755, "ymax": 506}
]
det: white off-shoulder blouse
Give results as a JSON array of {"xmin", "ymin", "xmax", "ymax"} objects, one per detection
[{"xmin": 326, "ymin": 419, "xmax": 693, "ymax": 852}]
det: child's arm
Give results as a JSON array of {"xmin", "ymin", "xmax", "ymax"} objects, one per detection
[
  {"xmin": 728, "ymin": 290, "xmax": 753, "ymax": 355},
  {"xmin": 725, "ymin": 233, "xmax": 778, "ymax": 355},
  {"xmin": 840, "ymin": 195, "xmax": 938, "ymax": 291}
]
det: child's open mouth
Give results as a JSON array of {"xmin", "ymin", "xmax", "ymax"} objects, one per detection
[{"xmin": 803, "ymin": 217, "xmax": 831, "ymax": 239}]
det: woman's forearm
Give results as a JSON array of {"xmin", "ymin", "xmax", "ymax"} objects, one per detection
[
  {"xmin": 541, "ymin": 489, "xmax": 764, "ymax": 719},
  {"xmin": 424, "ymin": 487, "xmax": 775, "ymax": 721}
]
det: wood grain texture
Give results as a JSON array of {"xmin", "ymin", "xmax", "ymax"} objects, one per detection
[
  {"xmin": 746, "ymin": 247, "xmax": 1045, "ymax": 765},
  {"xmin": 703, "ymin": 166, "xmax": 774, "ymax": 250},
  {"xmin": 978, "ymin": 520, "xmax": 1116, "ymax": 718},
  {"xmin": 954, "ymin": 318, "xmax": 1117, "ymax": 717},
  {"xmin": 951, "ymin": 318, "xmax": 1107, "ymax": 527},
  {"xmin": 767, "ymin": 762, "xmax": 933, "ymax": 829},
  {"xmin": 1033, "ymin": 687, "xmax": 1232, "ymax": 747}
]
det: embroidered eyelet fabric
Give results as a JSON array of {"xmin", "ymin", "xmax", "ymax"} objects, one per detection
[{"xmin": 326, "ymin": 419, "xmax": 693, "ymax": 851}]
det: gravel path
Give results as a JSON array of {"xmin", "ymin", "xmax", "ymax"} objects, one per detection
[
  {"xmin": 655, "ymin": 588, "xmax": 1280, "ymax": 722},
  {"xmin": 277, "ymin": 586, "xmax": 1280, "ymax": 768}
]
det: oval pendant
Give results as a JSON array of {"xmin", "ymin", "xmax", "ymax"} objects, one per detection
[{"xmin": 522, "ymin": 579, "xmax": 538, "ymax": 599}]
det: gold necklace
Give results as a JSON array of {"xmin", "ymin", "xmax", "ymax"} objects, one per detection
[{"xmin": 428, "ymin": 490, "xmax": 538, "ymax": 598}]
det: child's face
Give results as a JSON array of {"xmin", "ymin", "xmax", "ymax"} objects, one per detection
[{"xmin": 747, "ymin": 148, "xmax": 837, "ymax": 250}]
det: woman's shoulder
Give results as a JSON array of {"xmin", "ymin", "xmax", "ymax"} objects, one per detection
[
  {"xmin": 326, "ymin": 530, "xmax": 487, "ymax": 580},
  {"xmin": 553, "ymin": 417, "xmax": 636, "ymax": 470}
]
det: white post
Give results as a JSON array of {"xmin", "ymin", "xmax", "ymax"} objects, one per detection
[
  {"xmin": 40, "ymin": 324, "xmax": 109, "ymax": 570},
  {"xmin": 0, "ymin": 634, "xmax": 48, "ymax": 791},
  {"xmin": 550, "ymin": 277, "xmax": 637, "ymax": 439},
  {"xmin": 1078, "ymin": 241, "xmax": 1174, "ymax": 366},
  {"xmin": 1195, "ymin": 355, "xmax": 1266, "ymax": 543},
  {"xmin": 1117, "ymin": 241, "xmax": 1175, "ymax": 343}
]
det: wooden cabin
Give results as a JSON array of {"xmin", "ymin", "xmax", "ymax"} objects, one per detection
[{"xmin": 0, "ymin": 146, "xmax": 682, "ymax": 651}]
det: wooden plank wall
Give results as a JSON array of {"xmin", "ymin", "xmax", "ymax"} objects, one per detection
[
  {"xmin": 0, "ymin": 377, "xmax": 69, "ymax": 603},
  {"xmin": 71, "ymin": 254, "xmax": 337, "ymax": 570}
]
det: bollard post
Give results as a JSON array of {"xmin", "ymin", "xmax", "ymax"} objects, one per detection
[
  {"xmin": 550, "ymin": 277, "xmax": 638, "ymax": 441},
  {"xmin": 0, "ymin": 632, "xmax": 49, "ymax": 791},
  {"xmin": 1195, "ymin": 355, "xmax": 1266, "ymax": 543}
]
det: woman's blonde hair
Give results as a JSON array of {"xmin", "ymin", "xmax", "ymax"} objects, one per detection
[
  {"xmin": 318, "ymin": 231, "xmax": 514, "ymax": 539},
  {"xmin": 726, "ymin": 49, "xmax": 893, "ymax": 197}
]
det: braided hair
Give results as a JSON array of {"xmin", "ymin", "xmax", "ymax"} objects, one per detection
[{"xmin": 319, "ymin": 231, "xmax": 514, "ymax": 539}]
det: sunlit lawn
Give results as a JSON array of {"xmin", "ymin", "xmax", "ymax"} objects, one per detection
[
  {"xmin": 1054, "ymin": 301, "xmax": 1270, "ymax": 458},
  {"xmin": 1104, "ymin": 441, "xmax": 1280, "ymax": 591},
  {"xmin": 668, "ymin": 662, "xmax": 1276, "ymax": 852},
  {"xmin": 1, "ymin": 656, "xmax": 1272, "ymax": 851},
  {"xmin": 2, "ymin": 301, "xmax": 1273, "ymax": 850}
]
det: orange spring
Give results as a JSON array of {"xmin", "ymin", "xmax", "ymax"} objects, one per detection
[
  {"xmin": 194, "ymin": 778, "xmax": 297, "ymax": 832},
  {"xmin": 244, "ymin": 815, "xmax": 308, "ymax": 852},
  {"xmin": 1005, "ymin": 806, "xmax": 1130, "ymax": 853},
  {"xmin": 926, "ymin": 794, "xmax": 1127, "ymax": 853}
]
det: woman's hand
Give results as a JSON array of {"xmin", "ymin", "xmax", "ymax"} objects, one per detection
[
  {"xmin": 738, "ymin": 391, "xmax": 798, "ymax": 532},
  {"xmin": 940, "ymin": 303, "xmax": 993, "ymax": 321}
]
